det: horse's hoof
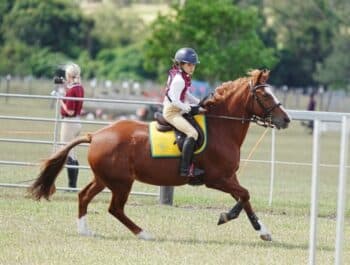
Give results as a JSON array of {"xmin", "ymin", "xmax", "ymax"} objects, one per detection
[
  {"xmin": 257, "ymin": 220, "xmax": 272, "ymax": 241},
  {"xmin": 78, "ymin": 229, "xmax": 95, "ymax": 237},
  {"xmin": 260, "ymin": 234, "xmax": 272, "ymax": 241},
  {"xmin": 217, "ymin": 213, "xmax": 228, "ymax": 225},
  {"xmin": 137, "ymin": 230, "xmax": 155, "ymax": 241}
]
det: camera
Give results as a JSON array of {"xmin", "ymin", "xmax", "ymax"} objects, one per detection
[{"xmin": 53, "ymin": 76, "xmax": 65, "ymax": 84}]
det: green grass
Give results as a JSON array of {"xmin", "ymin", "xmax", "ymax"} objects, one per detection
[
  {"xmin": 1, "ymin": 94, "xmax": 350, "ymax": 264},
  {"xmin": 0, "ymin": 188, "xmax": 349, "ymax": 265}
]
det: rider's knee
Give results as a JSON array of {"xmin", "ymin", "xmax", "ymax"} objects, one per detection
[{"xmin": 187, "ymin": 130, "xmax": 198, "ymax": 140}]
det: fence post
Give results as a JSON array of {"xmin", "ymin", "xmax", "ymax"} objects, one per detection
[
  {"xmin": 52, "ymin": 96, "xmax": 61, "ymax": 152},
  {"xmin": 308, "ymin": 119, "xmax": 321, "ymax": 265},
  {"xmin": 268, "ymin": 128, "xmax": 276, "ymax": 207},
  {"xmin": 159, "ymin": 186, "xmax": 174, "ymax": 205},
  {"xmin": 5, "ymin": 74, "xmax": 11, "ymax": 103},
  {"xmin": 334, "ymin": 116, "xmax": 349, "ymax": 265}
]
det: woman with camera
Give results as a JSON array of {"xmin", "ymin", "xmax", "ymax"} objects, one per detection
[{"xmin": 59, "ymin": 63, "xmax": 84, "ymax": 189}]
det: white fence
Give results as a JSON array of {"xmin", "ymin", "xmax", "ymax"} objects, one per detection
[
  {"xmin": 0, "ymin": 94, "xmax": 349, "ymax": 265},
  {"xmin": 0, "ymin": 93, "xmax": 160, "ymax": 197},
  {"xmin": 285, "ymin": 110, "xmax": 349, "ymax": 265}
]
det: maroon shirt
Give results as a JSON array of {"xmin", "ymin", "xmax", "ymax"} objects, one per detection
[{"xmin": 60, "ymin": 84, "xmax": 84, "ymax": 117}]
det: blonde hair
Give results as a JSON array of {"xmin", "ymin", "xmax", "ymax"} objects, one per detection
[{"xmin": 65, "ymin": 63, "xmax": 81, "ymax": 84}]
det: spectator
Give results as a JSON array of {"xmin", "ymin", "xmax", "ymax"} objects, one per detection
[
  {"xmin": 60, "ymin": 63, "xmax": 84, "ymax": 189},
  {"xmin": 305, "ymin": 92, "xmax": 317, "ymax": 133}
]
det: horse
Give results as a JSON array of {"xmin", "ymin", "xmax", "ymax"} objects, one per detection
[{"xmin": 29, "ymin": 69, "xmax": 291, "ymax": 241}]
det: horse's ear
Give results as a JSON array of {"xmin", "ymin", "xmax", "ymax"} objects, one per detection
[
  {"xmin": 248, "ymin": 69, "xmax": 260, "ymax": 85},
  {"xmin": 258, "ymin": 69, "xmax": 270, "ymax": 84}
]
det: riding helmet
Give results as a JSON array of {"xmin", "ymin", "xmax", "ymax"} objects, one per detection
[{"xmin": 174, "ymin": 47, "xmax": 200, "ymax": 64}]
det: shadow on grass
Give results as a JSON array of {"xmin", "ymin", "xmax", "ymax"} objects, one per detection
[{"xmin": 73, "ymin": 233, "xmax": 333, "ymax": 252}]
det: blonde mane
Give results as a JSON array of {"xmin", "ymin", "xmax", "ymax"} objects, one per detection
[{"xmin": 204, "ymin": 69, "xmax": 270, "ymax": 107}]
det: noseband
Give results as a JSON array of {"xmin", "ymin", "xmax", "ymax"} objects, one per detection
[{"xmin": 249, "ymin": 82, "xmax": 282, "ymax": 128}]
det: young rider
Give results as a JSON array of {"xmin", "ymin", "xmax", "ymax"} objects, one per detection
[{"xmin": 162, "ymin": 47, "xmax": 205, "ymax": 178}]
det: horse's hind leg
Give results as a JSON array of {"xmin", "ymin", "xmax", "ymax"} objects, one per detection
[
  {"xmin": 108, "ymin": 182, "xmax": 154, "ymax": 241},
  {"xmin": 77, "ymin": 178, "xmax": 105, "ymax": 236}
]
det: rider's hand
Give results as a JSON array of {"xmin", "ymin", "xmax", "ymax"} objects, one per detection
[
  {"xmin": 199, "ymin": 93, "xmax": 213, "ymax": 107},
  {"xmin": 198, "ymin": 107, "xmax": 207, "ymax": 114},
  {"xmin": 190, "ymin": 106, "xmax": 200, "ymax": 115}
]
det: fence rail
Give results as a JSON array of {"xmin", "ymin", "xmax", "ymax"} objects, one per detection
[{"xmin": 1, "ymin": 93, "xmax": 349, "ymax": 265}]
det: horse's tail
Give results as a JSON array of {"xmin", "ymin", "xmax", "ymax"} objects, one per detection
[{"xmin": 28, "ymin": 134, "xmax": 92, "ymax": 200}]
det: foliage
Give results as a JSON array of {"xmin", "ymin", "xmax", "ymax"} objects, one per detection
[
  {"xmin": 0, "ymin": 40, "xmax": 69, "ymax": 77},
  {"xmin": 1, "ymin": 0, "xmax": 350, "ymax": 89},
  {"xmin": 1, "ymin": 0, "xmax": 95, "ymax": 58},
  {"xmin": 267, "ymin": 0, "xmax": 338, "ymax": 87},
  {"xmin": 0, "ymin": 0, "xmax": 15, "ymax": 44},
  {"xmin": 314, "ymin": 33, "xmax": 350, "ymax": 90},
  {"xmin": 90, "ymin": 3, "xmax": 147, "ymax": 48},
  {"xmin": 0, "ymin": 41, "xmax": 33, "ymax": 76},
  {"xmin": 0, "ymin": 0, "xmax": 97, "ymax": 77},
  {"xmin": 94, "ymin": 44, "xmax": 156, "ymax": 80},
  {"xmin": 144, "ymin": 0, "xmax": 277, "ymax": 83}
]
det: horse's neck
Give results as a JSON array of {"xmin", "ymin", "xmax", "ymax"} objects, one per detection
[{"xmin": 207, "ymin": 98, "xmax": 250, "ymax": 148}]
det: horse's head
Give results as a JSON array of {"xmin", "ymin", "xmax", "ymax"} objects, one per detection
[
  {"xmin": 202, "ymin": 69, "xmax": 291, "ymax": 129},
  {"xmin": 247, "ymin": 69, "xmax": 291, "ymax": 129}
]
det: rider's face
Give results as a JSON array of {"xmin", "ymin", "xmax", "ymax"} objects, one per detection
[{"xmin": 182, "ymin": 63, "xmax": 196, "ymax": 75}]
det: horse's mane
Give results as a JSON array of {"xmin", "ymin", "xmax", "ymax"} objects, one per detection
[{"xmin": 204, "ymin": 69, "xmax": 270, "ymax": 107}]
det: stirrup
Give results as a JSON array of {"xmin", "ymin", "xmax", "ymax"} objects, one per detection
[
  {"xmin": 180, "ymin": 163, "xmax": 205, "ymax": 177},
  {"xmin": 190, "ymin": 167, "xmax": 205, "ymax": 177}
]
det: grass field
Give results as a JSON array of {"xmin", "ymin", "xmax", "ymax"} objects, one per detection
[{"xmin": 0, "ymin": 95, "xmax": 349, "ymax": 265}]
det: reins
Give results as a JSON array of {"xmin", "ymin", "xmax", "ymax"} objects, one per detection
[{"xmin": 205, "ymin": 114, "xmax": 275, "ymax": 128}]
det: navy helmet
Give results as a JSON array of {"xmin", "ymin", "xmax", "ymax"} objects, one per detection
[{"xmin": 174, "ymin": 47, "xmax": 200, "ymax": 64}]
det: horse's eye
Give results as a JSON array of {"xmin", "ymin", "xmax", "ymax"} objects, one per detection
[{"xmin": 263, "ymin": 93, "xmax": 270, "ymax": 98}]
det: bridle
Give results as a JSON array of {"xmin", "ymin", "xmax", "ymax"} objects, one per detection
[
  {"xmin": 205, "ymin": 81, "xmax": 283, "ymax": 128},
  {"xmin": 248, "ymin": 81, "xmax": 282, "ymax": 128}
]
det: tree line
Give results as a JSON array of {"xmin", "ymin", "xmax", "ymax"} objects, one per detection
[{"xmin": 0, "ymin": 0, "xmax": 349, "ymax": 90}]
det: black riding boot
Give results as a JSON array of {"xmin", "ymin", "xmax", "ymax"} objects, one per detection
[
  {"xmin": 67, "ymin": 156, "xmax": 78, "ymax": 188},
  {"xmin": 180, "ymin": 137, "xmax": 205, "ymax": 177}
]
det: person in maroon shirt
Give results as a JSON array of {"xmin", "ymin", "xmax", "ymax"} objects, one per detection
[{"xmin": 60, "ymin": 63, "xmax": 84, "ymax": 189}]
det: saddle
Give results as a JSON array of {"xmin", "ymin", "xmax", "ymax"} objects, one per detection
[{"xmin": 154, "ymin": 112, "xmax": 205, "ymax": 152}]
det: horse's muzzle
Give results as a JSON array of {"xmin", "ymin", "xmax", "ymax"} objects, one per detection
[{"xmin": 273, "ymin": 116, "xmax": 291, "ymax": 129}]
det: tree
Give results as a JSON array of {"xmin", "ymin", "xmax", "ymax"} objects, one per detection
[
  {"xmin": 144, "ymin": 0, "xmax": 277, "ymax": 83},
  {"xmin": 90, "ymin": 2, "xmax": 147, "ymax": 49},
  {"xmin": 95, "ymin": 44, "xmax": 156, "ymax": 80},
  {"xmin": 1, "ymin": 0, "xmax": 95, "ymax": 58},
  {"xmin": 314, "ymin": 33, "xmax": 350, "ymax": 90},
  {"xmin": 313, "ymin": 1, "xmax": 350, "ymax": 90},
  {"xmin": 267, "ymin": 0, "xmax": 337, "ymax": 87},
  {"xmin": 0, "ymin": 0, "xmax": 15, "ymax": 45}
]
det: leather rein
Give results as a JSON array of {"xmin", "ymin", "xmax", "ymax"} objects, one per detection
[{"xmin": 205, "ymin": 82, "xmax": 282, "ymax": 128}]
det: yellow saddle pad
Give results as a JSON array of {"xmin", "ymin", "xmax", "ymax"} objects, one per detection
[{"xmin": 149, "ymin": 115, "xmax": 207, "ymax": 158}]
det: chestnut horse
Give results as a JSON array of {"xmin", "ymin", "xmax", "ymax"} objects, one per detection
[{"xmin": 29, "ymin": 69, "xmax": 290, "ymax": 241}]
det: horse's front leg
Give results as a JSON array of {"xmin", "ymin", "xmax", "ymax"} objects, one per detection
[
  {"xmin": 206, "ymin": 175, "xmax": 272, "ymax": 241},
  {"xmin": 243, "ymin": 201, "xmax": 272, "ymax": 241}
]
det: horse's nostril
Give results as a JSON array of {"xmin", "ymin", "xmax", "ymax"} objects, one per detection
[{"xmin": 285, "ymin": 117, "xmax": 291, "ymax": 123}]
